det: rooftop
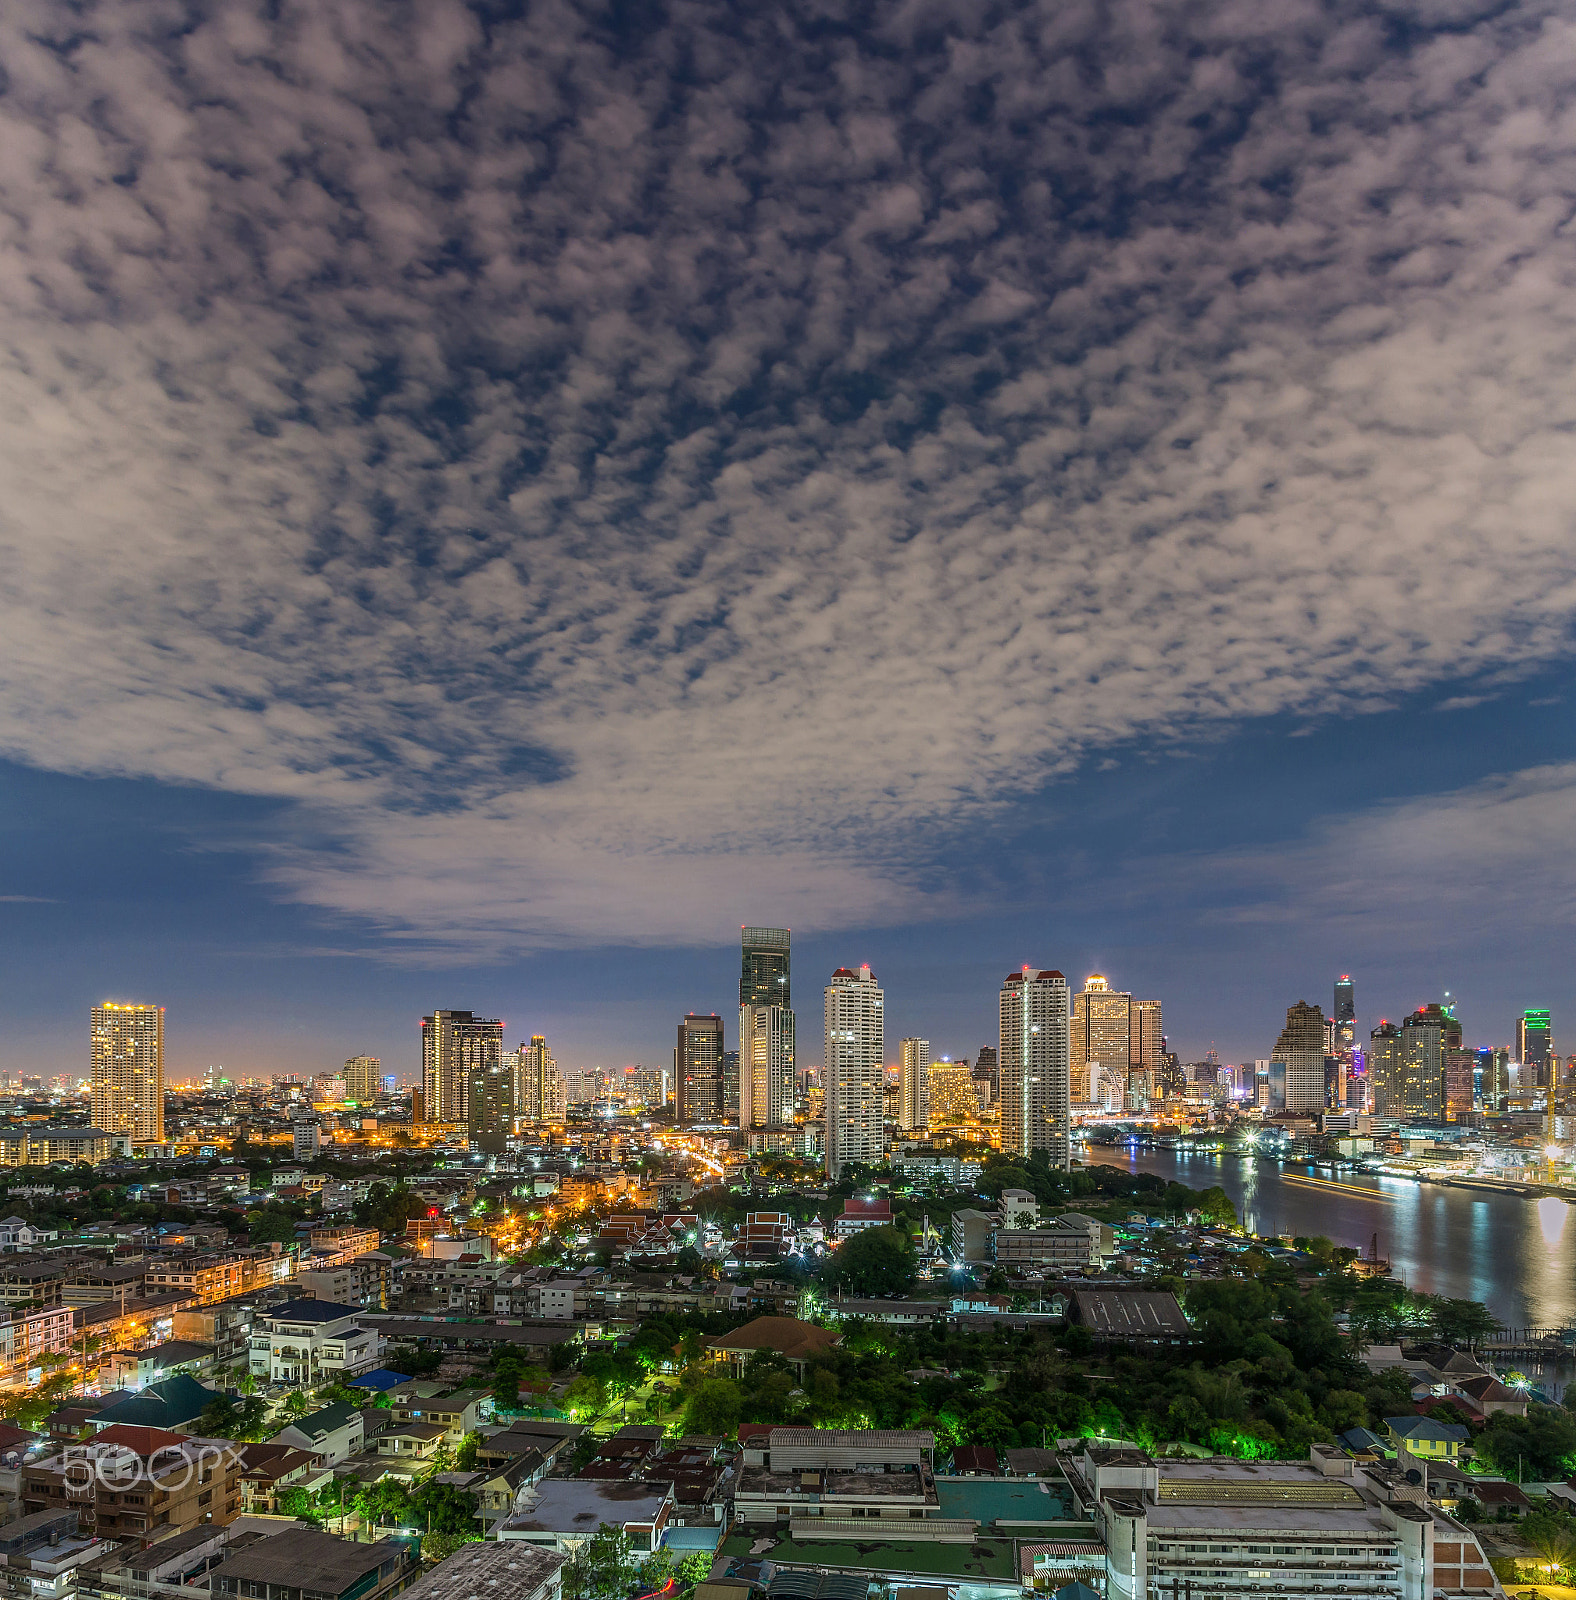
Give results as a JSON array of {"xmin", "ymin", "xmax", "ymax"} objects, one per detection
[
  {"xmin": 706, "ymin": 1318, "xmax": 841, "ymax": 1362},
  {"xmin": 208, "ymin": 1527, "xmax": 407, "ymax": 1591},
  {"xmin": 397, "ymin": 1540, "xmax": 564, "ymax": 1600},
  {"xmin": 502, "ymin": 1479, "xmax": 670, "ymax": 1534},
  {"xmin": 718, "ymin": 1532, "xmax": 1017, "ymax": 1582},
  {"xmin": 935, "ymin": 1476, "xmax": 1074, "ymax": 1525},
  {"xmin": 263, "ymin": 1299, "xmax": 364, "ymax": 1324}
]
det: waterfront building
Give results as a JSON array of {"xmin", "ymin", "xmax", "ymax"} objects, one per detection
[
  {"xmin": 999, "ymin": 968, "xmax": 1071, "ymax": 1168},
  {"xmin": 740, "ymin": 926, "xmax": 795, "ymax": 1130},
  {"xmin": 1071, "ymin": 975, "xmax": 1130, "ymax": 1105},
  {"xmin": 1370, "ymin": 1022, "xmax": 1402, "ymax": 1115},
  {"xmin": 1395, "ymin": 1003, "xmax": 1458, "ymax": 1120},
  {"xmin": 1518, "ymin": 1008, "xmax": 1553, "ymax": 1087},
  {"xmin": 420, "ymin": 1010, "xmax": 502, "ymax": 1127},
  {"xmin": 897, "ymin": 1037, "xmax": 930, "ymax": 1132},
  {"xmin": 343, "ymin": 1055, "xmax": 381, "ymax": 1104},
  {"xmin": 927, "ymin": 1059, "xmax": 977, "ymax": 1131},
  {"xmin": 1269, "ymin": 1001, "xmax": 1326, "ymax": 1113},
  {"xmin": 91, "ymin": 1001, "xmax": 165, "ymax": 1144},
  {"xmin": 675, "ymin": 1013, "xmax": 723, "ymax": 1124},
  {"xmin": 824, "ymin": 965, "xmax": 884, "ymax": 1178},
  {"xmin": 1444, "ymin": 1047, "xmax": 1477, "ymax": 1121}
]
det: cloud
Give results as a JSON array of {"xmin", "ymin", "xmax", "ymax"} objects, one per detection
[
  {"xmin": 1167, "ymin": 763, "xmax": 1576, "ymax": 943},
  {"xmin": 0, "ymin": 0, "xmax": 1574, "ymax": 952}
]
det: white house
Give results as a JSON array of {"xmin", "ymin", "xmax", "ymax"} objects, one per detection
[{"xmin": 248, "ymin": 1298, "xmax": 382, "ymax": 1384}]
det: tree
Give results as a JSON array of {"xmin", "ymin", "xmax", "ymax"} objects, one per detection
[
  {"xmin": 565, "ymin": 1524, "xmax": 640, "ymax": 1600},
  {"xmin": 677, "ymin": 1552, "xmax": 712, "ymax": 1591},
  {"xmin": 248, "ymin": 1206, "xmax": 301, "ymax": 1247},
  {"xmin": 1431, "ymin": 1298, "xmax": 1501, "ymax": 1347},
  {"xmin": 1522, "ymin": 1506, "xmax": 1576, "ymax": 1582},
  {"xmin": 822, "ymin": 1226, "xmax": 917, "ymax": 1298},
  {"xmin": 1476, "ymin": 1408, "xmax": 1576, "ymax": 1480},
  {"xmin": 455, "ymin": 1432, "xmax": 480, "ymax": 1471},
  {"xmin": 684, "ymin": 1377, "xmax": 743, "ymax": 1438}
]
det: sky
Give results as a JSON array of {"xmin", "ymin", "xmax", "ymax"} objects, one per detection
[{"xmin": 2, "ymin": 0, "xmax": 1575, "ymax": 1080}]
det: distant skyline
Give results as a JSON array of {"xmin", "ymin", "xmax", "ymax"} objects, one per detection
[{"xmin": 2, "ymin": 0, "xmax": 1574, "ymax": 1079}]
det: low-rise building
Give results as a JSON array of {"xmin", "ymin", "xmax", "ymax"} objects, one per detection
[
  {"xmin": 992, "ymin": 1223, "xmax": 1098, "ymax": 1270},
  {"xmin": 704, "ymin": 1317, "xmax": 840, "ymax": 1380},
  {"xmin": 388, "ymin": 1388, "xmax": 485, "ymax": 1446},
  {"xmin": 98, "ymin": 1340, "xmax": 215, "ymax": 1390},
  {"xmin": 1385, "ymin": 1416, "xmax": 1470, "ymax": 1462},
  {"xmin": 272, "ymin": 1402, "xmax": 364, "ymax": 1466},
  {"xmin": 207, "ymin": 1525, "xmax": 415, "ymax": 1600},
  {"xmin": 0, "ymin": 1507, "xmax": 105, "ymax": 1600},
  {"xmin": 1069, "ymin": 1288, "xmax": 1191, "ymax": 1345},
  {"xmin": 951, "ymin": 1209, "xmax": 997, "ymax": 1262},
  {"xmin": 498, "ymin": 1479, "xmax": 672, "ymax": 1553},
  {"xmin": 396, "ymin": 1537, "xmax": 562, "ymax": 1600},
  {"xmin": 0, "ymin": 1127, "xmax": 113, "ymax": 1168},
  {"xmin": 733, "ymin": 1428, "xmax": 939, "ymax": 1526},
  {"xmin": 1063, "ymin": 1442, "xmax": 1501, "ymax": 1600}
]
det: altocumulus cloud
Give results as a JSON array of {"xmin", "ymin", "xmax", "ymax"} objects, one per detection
[{"xmin": 1, "ymin": 0, "xmax": 1575, "ymax": 953}]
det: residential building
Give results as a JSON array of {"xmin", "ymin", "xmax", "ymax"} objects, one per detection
[
  {"xmin": 0, "ymin": 1306, "xmax": 75, "ymax": 1368},
  {"xmin": 1370, "ymin": 1021, "xmax": 1403, "ymax": 1114},
  {"xmin": 992, "ymin": 1221, "xmax": 1098, "ymax": 1270},
  {"xmin": 98, "ymin": 1340, "xmax": 215, "ymax": 1390},
  {"xmin": 0, "ymin": 1507, "xmax": 104, "ymax": 1600},
  {"xmin": 509, "ymin": 1036, "xmax": 561, "ymax": 1125},
  {"xmin": 897, "ymin": 1038, "xmax": 929, "ymax": 1133},
  {"xmin": 1071, "ymin": 975, "xmax": 1132, "ymax": 1107},
  {"xmin": 1270, "ymin": 1000, "xmax": 1327, "ymax": 1114},
  {"xmin": 951, "ymin": 1209, "xmax": 997, "ymax": 1262},
  {"xmin": 343, "ymin": 1056, "xmax": 382, "ymax": 1104},
  {"xmin": 309, "ymin": 1225, "xmax": 382, "ymax": 1264},
  {"xmin": 740, "ymin": 927, "xmax": 795, "ymax": 1132},
  {"xmin": 893, "ymin": 1151, "xmax": 982, "ymax": 1186},
  {"xmin": 676, "ymin": 1014, "xmax": 724, "ymax": 1126},
  {"xmin": 292, "ymin": 1120, "xmax": 322, "ymax": 1160},
  {"xmin": 1398, "ymin": 1005, "xmax": 1452, "ymax": 1120},
  {"xmin": 732, "ymin": 1426, "xmax": 939, "ymax": 1525},
  {"xmin": 248, "ymin": 1298, "xmax": 382, "ymax": 1384},
  {"xmin": 1064, "ymin": 1444, "xmax": 1498, "ymax": 1600},
  {"xmin": 469, "ymin": 1047, "xmax": 514, "ymax": 1153},
  {"xmin": 387, "ymin": 1386, "xmax": 486, "ymax": 1445},
  {"xmin": 824, "ymin": 966, "xmax": 884, "ymax": 1179},
  {"xmin": 999, "ymin": 968, "xmax": 1071, "ymax": 1168},
  {"xmin": 22, "ymin": 1423, "xmax": 243, "ymax": 1536},
  {"xmin": 998, "ymin": 1188, "xmax": 1038, "ymax": 1229},
  {"xmin": 720, "ymin": 1048, "xmax": 741, "ymax": 1121},
  {"xmin": 90, "ymin": 1003, "xmax": 164, "ymax": 1145},
  {"xmin": 420, "ymin": 1010, "xmax": 503, "ymax": 1128},
  {"xmin": 1384, "ymin": 1415, "xmax": 1470, "ymax": 1461},
  {"xmin": 926, "ymin": 1060, "xmax": 977, "ymax": 1131},
  {"xmin": 397, "ymin": 1538, "xmax": 563, "ymax": 1600},
  {"xmin": 1335, "ymin": 974, "xmax": 1357, "ymax": 1053},
  {"xmin": 271, "ymin": 1402, "xmax": 364, "ymax": 1465},
  {"xmin": 0, "ymin": 1127, "xmax": 112, "ymax": 1167},
  {"xmin": 207, "ymin": 1526, "xmax": 415, "ymax": 1600}
]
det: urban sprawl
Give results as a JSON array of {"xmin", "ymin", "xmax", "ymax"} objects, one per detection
[{"xmin": 0, "ymin": 932, "xmax": 1569, "ymax": 1600}]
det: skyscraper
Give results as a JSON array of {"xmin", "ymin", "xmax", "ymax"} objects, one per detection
[
  {"xmin": 1399, "ymin": 1005, "xmax": 1450, "ymax": 1119},
  {"xmin": 740, "ymin": 926, "xmax": 795, "ymax": 1129},
  {"xmin": 343, "ymin": 1056, "xmax": 381, "ymax": 1104},
  {"xmin": 1270, "ymin": 1001, "xmax": 1326, "ymax": 1113},
  {"xmin": 91, "ymin": 1002, "xmax": 164, "ymax": 1144},
  {"xmin": 1070, "ymin": 976, "xmax": 1129, "ymax": 1105},
  {"xmin": 999, "ymin": 968, "xmax": 1071, "ymax": 1168},
  {"xmin": 512, "ymin": 1036, "xmax": 560, "ymax": 1123},
  {"xmin": 676, "ymin": 1014, "xmax": 724, "ymax": 1125},
  {"xmin": 824, "ymin": 964, "xmax": 884, "ymax": 1179},
  {"xmin": 1518, "ymin": 1009, "xmax": 1552, "ymax": 1087},
  {"xmin": 897, "ymin": 1038, "xmax": 930, "ymax": 1132},
  {"xmin": 1369, "ymin": 1021, "xmax": 1402, "ymax": 1114},
  {"xmin": 1132, "ymin": 999, "xmax": 1163, "ymax": 1112},
  {"xmin": 469, "ymin": 1053, "xmax": 514, "ymax": 1151},
  {"xmin": 1334, "ymin": 974, "xmax": 1355, "ymax": 1033},
  {"xmin": 928, "ymin": 1060, "xmax": 977, "ymax": 1131},
  {"xmin": 420, "ymin": 1010, "xmax": 503, "ymax": 1130}
]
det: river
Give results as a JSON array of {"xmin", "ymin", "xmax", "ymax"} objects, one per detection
[{"xmin": 1085, "ymin": 1147, "xmax": 1576, "ymax": 1333}]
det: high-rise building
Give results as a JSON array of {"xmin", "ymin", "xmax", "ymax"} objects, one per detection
[
  {"xmin": 420, "ymin": 1011, "xmax": 503, "ymax": 1130},
  {"xmin": 1444, "ymin": 1047, "xmax": 1476, "ymax": 1122},
  {"xmin": 720, "ymin": 1050, "xmax": 740, "ymax": 1121},
  {"xmin": 1395, "ymin": 1004, "xmax": 1454, "ymax": 1120},
  {"xmin": 512, "ymin": 1036, "xmax": 561, "ymax": 1124},
  {"xmin": 1369, "ymin": 1022, "xmax": 1402, "ymax": 1114},
  {"xmin": 928, "ymin": 1060, "xmax": 977, "ymax": 1130},
  {"xmin": 740, "ymin": 927, "xmax": 795, "ymax": 1129},
  {"xmin": 824, "ymin": 965, "xmax": 884, "ymax": 1179},
  {"xmin": 999, "ymin": 968, "xmax": 1071, "ymax": 1168},
  {"xmin": 343, "ymin": 1056, "xmax": 381, "ymax": 1104},
  {"xmin": 1518, "ymin": 1009, "xmax": 1553, "ymax": 1087},
  {"xmin": 898, "ymin": 1038, "xmax": 930, "ymax": 1132},
  {"xmin": 1334, "ymin": 974, "xmax": 1355, "ymax": 1036},
  {"xmin": 676, "ymin": 1014, "xmax": 724, "ymax": 1125},
  {"xmin": 91, "ymin": 1003, "xmax": 164, "ymax": 1144},
  {"xmin": 1269, "ymin": 1001, "xmax": 1326, "ymax": 1113},
  {"xmin": 621, "ymin": 1064, "xmax": 664, "ymax": 1109},
  {"xmin": 293, "ymin": 1119, "xmax": 321, "ymax": 1160},
  {"xmin": 1071, "ymin": 976, "xmax": 1129, "ymax": 1105}
]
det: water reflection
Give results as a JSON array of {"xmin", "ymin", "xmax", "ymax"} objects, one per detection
[{"xmin": 1093, "ymin": 1147, "xmax": 1576, "ymax": 1329}]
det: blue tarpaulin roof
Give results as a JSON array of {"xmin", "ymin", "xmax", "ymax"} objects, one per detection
[{"xmin": 349, "ymin": 1368, "xmax": 412, "ymax": 1392}]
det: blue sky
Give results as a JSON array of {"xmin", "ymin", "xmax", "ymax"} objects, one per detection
[{"xmin": 2, "ymin": 0, "xmax": 1575, "ymax": 1080}]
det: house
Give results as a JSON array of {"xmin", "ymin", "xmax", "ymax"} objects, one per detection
[
  {"xmin": 272, "ymin": 1402, "xmax": 364, "ymax": 1466},
  {"xmin": 1384, "ymin": 1415, "xmax": 1470, "ymax": 1461},
  {"xmin": 703, "ymin": 1316, "xmax": 840, "ymax": 1379},
  {"xmin": 0, "ymin": 1220, "xmax": 58, "ymax": 1252},
  {"xmin": 234, "ymin": 1442, "xmax": 318, "ymax": 1513},
  {"xmin": 207, "ymin": 1525, "xmax": 415, "ymax": 1600},
  {"xmin": 88, "ymin": 1374, "xmax": 216, "ymax": 1433},
  {"xmin": 950, "ymin": 1444, "xmax": 1001, "ymax": 1475},
  {"xmin": 98, "ymin": 1339, "xmax": 216, "ymax": 1390},
  {"xmin": 1451, "ymin": 1373, "xmax": 1530, "ymax": 1418},
  {"xmin": 388, "ymin": 1386, "xmax": 486, "ymax": 1445},
  {"xmin": 249, "ymin": 1298, "xmax": 382, "ymax": 1384},
  {"xmin": 378, "ymin": 1421, "xmax": 448, "ymax": 1464},
  {"xmin": 834, "ymin": 1196, "xmax": 893, "ymax": 1237},
  {"xmin": 396, "ymin": 1538, "xmax": 563, "ymax": 1600},
  {"xmin": 1337, "ymin": 1427, "xmax": 1390, "ymax": 1458}
]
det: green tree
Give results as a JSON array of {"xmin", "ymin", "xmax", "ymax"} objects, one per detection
[
  {"xmin": 565, "ymin": 1524, "xmax": 640, "ymax": 1600},
  {"xmin": 677, "ymin": 1552, "xmax": 713, "ymax": 1590},
  {"xmin": 684, "ymin": 1377, "xmax": 743, "ymax": 1438},
  {"xmin": 1476, "ymin": 1408, "xmax": 1576, "ymax": 1480},
  {"xmin": 1522, "ymin": 1506, "xmax": 1576, "ymax": 1582},
  {"xmin": 822, "ymin": 1226, "xmax": 918, "ymax": 1297},
  {"xmin": 1195, "ymin": 1187, "xmax": 1239, "ymax": 1228}
]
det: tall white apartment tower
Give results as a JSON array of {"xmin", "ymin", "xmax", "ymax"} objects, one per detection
[
  {"xmin": 824, "ymin": 964, "xmax": 885, "ymax": 1179},
  {"xmin": 999, "ymin": 968, "xmax": 1072, "ymax": 1169},
  {"xmin": 91, "ymin": 1002, "xmax": 165, "ymax": 1144},
  {"xmin": 898, "ymin": 1037, "xmax": 930, "ymax": 1132}
]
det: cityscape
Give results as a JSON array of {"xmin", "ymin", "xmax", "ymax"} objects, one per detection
[{"xmin": 5, "ymin": 0, "xmax": 1576, "ymax": 1598}]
